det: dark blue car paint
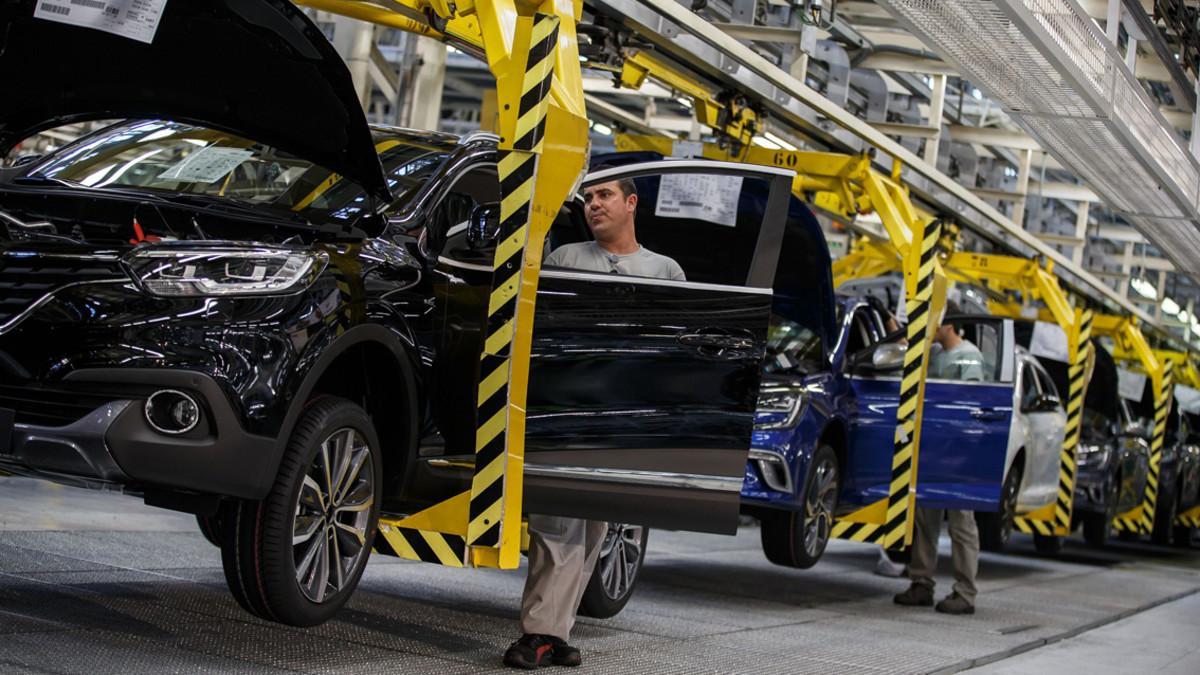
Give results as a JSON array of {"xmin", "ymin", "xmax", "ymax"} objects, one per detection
[{"xmin": 742, "ymin": 297, "xmax": 1013, "ymax": 515}]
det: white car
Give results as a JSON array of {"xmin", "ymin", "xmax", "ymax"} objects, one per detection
[{"xmin": 975, "ymin": 343, "xmax": 1068, "ymax": 551}]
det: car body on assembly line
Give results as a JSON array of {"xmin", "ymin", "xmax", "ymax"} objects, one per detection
[{"xmin": 0, "ymin": 1, "xmax": 805, "ymax": 626}]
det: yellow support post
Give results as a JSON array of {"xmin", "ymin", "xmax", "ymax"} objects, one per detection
[
  {"xmin": 304, "ymin": 0, "xmax": 589, "ymax": 570},
  {"xmin": 1093, "ymin": 315, "xmax": 1172, "ymax": 535}
]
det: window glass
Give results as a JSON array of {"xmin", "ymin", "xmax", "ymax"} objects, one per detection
[
  {"xmin": 932, "ymin": 320, "xmax": 1001, "ymax": 382},
  {"xmin": 438, "ymin": 165, "xmax": 501, "ymax": 265},
  {"xmin": 1020, "ymin": 363, "xmax": 1040, "ymax": 409},
  {"xmin": 554, "ymin": 171, "xmax": 769, "ymax": 285},
  {"xmin": 1034, "ymin": 364, "xmax": 1060, "ymax": 402},
  {"xmin": 764, "ymin": 314, "xmax": 824, "ymax": 375},
  {"xmin": 30, "ymin": 119, "xmax": 448, "ymax": 223}
]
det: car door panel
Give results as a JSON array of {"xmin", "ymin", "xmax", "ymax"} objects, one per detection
[
  {"xmin": 845, "ymin": 317, "xmax": 1016, "ymax": 511},
  {"xmin": 517, "ymin": 162, "xmax": 794, "ymax": 534},
  {"xmin": 522, "ymin": 272, "xmax": 772, "ymax": 532}
]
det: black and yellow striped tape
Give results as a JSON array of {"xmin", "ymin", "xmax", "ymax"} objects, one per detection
[
  {"xmin": 1015, "ymin": 309, "xmax": 1093, "ymax": 537},
  {"xmin": 831, "ymin": 218, "xmax": 941, "ymax": 547},
  {"xmin": 466, "ymin": 13, "xmax": 560, "ymax": 549},
  {"xmin": 1116, "ymin": 359, "xmax": 1173, "ymax": 534},
  {"xmin": 375, "ymin": 525, "xmax": 467, "ymax": 567}
]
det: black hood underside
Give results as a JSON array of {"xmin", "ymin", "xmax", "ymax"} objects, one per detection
[{"xmin": 0, "ymin": 0, "xmax": 390, "ymax": 202}]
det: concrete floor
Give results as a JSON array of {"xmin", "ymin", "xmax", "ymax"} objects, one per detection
[{"xmin": 0, "ymin": 476, "xmax": 1198, "ymax": 674}]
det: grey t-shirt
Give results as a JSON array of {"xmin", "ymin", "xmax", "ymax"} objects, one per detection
[
  {"xmin": 545, "ymin": 241, "xmax": 686, "ymax": 281},
  {"xmin": 930, "ymin": 339, "xmax": 985, "ymax": 381}
]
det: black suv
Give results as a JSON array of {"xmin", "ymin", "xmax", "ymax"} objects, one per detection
[{"xmin": 0, "ymin": 2, "xmax": 812, "ymax": 625}]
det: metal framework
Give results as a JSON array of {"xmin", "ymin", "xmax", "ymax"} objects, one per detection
[
  {"xmin": 1092, "ymin": 314, "xmax": 1173, "ymax": 535},
  {"xmin": 299, "ymin": 0, "xmax": 589, "ymax": 570}
]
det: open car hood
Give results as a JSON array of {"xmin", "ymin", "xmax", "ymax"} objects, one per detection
[{"xmin": 0, "ymin": 0, "xmax": 390, "ymax": 203}]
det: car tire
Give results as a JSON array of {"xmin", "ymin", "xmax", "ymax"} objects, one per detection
[
  {"xmin": 1083, "ymin": 477, "xmax": 1119, "ymax": 547},
  {"xmin": 220, "ymin": 397, "xmax": 382, "ymax": 626},
  {"xmin": 578, "ymin": 523, "xmax": 648, "ymax": 619},
  {"xmin": 760, "ymin": 445, "xmax": 840, "ymax": 569},
  {"xmin": 1032, "ymin": 533, "xmax": 1062, "ymax": 555},
  {"xmin": 977, "ymin": 468, "xmax": 1019, "ymax": 553},
  {"xmin": 1151, "ymin": 489, "xmax": 1179, "ymax": 546},
  {"xmin": 196, "ymin": 513, "xmax": 222, "ymax": 548},
  {"xmin": 1171, "ymin": 524, "xmax": 1193, "ymax": 548}
]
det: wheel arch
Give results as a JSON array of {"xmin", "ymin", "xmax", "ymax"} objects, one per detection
[{"xmin": 276, "ymin": 324, "xmax": 422, "ymax": 497}]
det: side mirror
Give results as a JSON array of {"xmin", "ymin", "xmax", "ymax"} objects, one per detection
[
  {"xmin": 467, "ymin": 205, "xmax": 501, "ymax": 249},
  {"xmin": 1022, "ymin": 393, "xmax": 1059, "ymax": 413},
  {"xmin": 872, "ymin": 343, "xmax": 905, "ymax": 370}
]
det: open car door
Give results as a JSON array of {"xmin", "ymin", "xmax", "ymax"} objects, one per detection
[
  {"xmin": 845, "ymin": 315, "xmax": 1017, "ymax": 511},
  {"xmin": 522, "ymin": 160, "xmax": 793, "ymax": 534}
]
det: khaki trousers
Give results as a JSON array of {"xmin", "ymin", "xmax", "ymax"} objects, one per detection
[
  {"xmin": 520, "ymin": 515, "xmax": 608, "ymax": 640},
  {"xmin": 908, "ymin": 507, "xmax": 979, "ymax": 605}
]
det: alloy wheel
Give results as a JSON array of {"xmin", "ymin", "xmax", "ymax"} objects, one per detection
[
  {"xmin": 597, "ymin": 523, "xmax": 644, "ymax": 601},
  {"xmin": 804, "ymin": 456, "xmax": 838, "ymax": 556},
  {"xmin": 292, "ymin": 428, "xmax": 375, "ymax": 603},
  {"xmin": 999, "ymin": 476, "xmax": 1017, "ymax": 546}
]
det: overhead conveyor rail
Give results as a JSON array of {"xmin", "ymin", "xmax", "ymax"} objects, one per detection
[
  {"xmin": 584, "ymin": 0, "xmax": 1164, "ymax": 332},
  {"xmin": 873, "ymin": 0, "xmax": 1200, "ymax": 276}
]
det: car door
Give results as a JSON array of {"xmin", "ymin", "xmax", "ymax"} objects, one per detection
[
  {"xmin": 846, "ymin": 317, "xmax": 1017, "ymax": 510},
  {"xmin": 1024, "ymin": 358, "xmax": 1068, "ymax": 507},
  {"xmin": 837, "ymin": 302, "xmax": 897, "ymax": 505},
  {"xmin": 521, "ymin": 161, "xmax": 794, "ymax": 534}
]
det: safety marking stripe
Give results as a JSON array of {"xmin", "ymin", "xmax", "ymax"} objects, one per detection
[
  {"xmin": 512, "ymin": 15, "xmax": 558, "ymax": 152},
  {"xmin": 464, "ymin": 14, "xmax": 559, "ymax": 550},
  {"xmin": 1116, "ymin": 359, "xmax": 1173, "ymax": 534},
  {"xmin": 1016, "ymin": 309, "xmax": 1092, "ymax": 536},
  {"xmin": 1177, "ymin": 505, "xmax": 1200, "ymax": 529},
  {"xmin": 378, "ymin": 526, "xmax": 466, "ymax": 567},
  {"xmin": 833, "ymin": 220, "xmax": 941, "ymax": 548}
]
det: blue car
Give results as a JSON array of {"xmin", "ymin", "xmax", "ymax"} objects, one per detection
[{"xmin": 744, "ymin": 297, "xmax": 1028, "ymax": 567}]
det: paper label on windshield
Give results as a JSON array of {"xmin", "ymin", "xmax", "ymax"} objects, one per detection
[
  {"xmin": 160, "ymin": 147, "xmax": 254, "ymax": 183},
  {"xmin": 655, "ymin": 174, "xmax": 743, "ymax": 228},
  {"xmin": 1029, "ymin": 321, "xmax": 1069, "ymax": 363},
  {"xmin": 34, "ymin": 0, "xmax": 167, "ymax": 45},
  {"xmin": 1117, "ymin": 368, "xmax": 1147, "ymax": 402}
]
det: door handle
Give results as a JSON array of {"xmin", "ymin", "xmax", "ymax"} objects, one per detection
[
  {"xmin": 970, "ymin": 407, "xmax": 1006, "ymax": 421},
  {"xmin": 676, "ymin": 328, "xmax": 756, "ymax": 357}
]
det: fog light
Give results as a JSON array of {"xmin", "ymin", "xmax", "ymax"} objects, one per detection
[{"xmin": 145, "ymin": 390, "xmax": 201, "ymax": 435}]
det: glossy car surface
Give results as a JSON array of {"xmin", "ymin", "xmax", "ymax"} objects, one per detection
[{"xmin": 0, "ymin": 0, "xmax": 797, "ymax": 624}]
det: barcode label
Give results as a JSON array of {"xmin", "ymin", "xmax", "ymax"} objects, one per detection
[
  {"xmin": 33, "ymin": 0, "xmax": 166, "ymax": 44},
  {"xmin": 38, "ymin": 3, "xmax": 70, "ymax": 15}
]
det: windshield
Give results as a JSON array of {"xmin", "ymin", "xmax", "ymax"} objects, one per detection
[
  {"xmin": 28, "ymin": 120, "xmax": 449, "ymax": 222},
  {"xmin": 764, "ymin": 314, "xmax": 824, "ymax": 375}
]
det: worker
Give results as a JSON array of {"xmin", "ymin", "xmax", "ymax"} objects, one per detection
[
  {"xmin": 503, "ymin": 170, "xmax": 684, "ymax": 668},
  {"xmin": 893, "ymin": 300, "xmax": 982, "ymax": 615}
]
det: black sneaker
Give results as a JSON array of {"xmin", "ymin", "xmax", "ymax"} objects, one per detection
[
  {"xmin": 547, "ymin": 637, "xmax": 582, "ymax": 667},
  {"xmin": 503, "ymin": 634, "xmax": 556, "ymax": 670}
]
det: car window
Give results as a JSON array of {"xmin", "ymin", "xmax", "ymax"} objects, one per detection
[
  {"xmin": 764, "ymin": 314, "xmax": 824, "ymax": 375},
  {"xmin": 845, "ymin": 308, "xmax": 880, "ymax": 355},
  {"xmin": 437, "ymin": 164, "xmax": 502, "ymax": 265},
  {"xmin": 1034, "ymin": 363, "xmax": 1060, "ymax": 402},
  {"xmin": 552, "ymin": 171, "xmax": 770, "ymax": 286},
  {"xmin": 937, "ymin": 320, "xmax": 1002, "ymax": 382},
  {"xmin": 1020, "ymin": 362, "xmax": 1040, "ymax": 409},
  {"xmin": 30, "ymin": 119, "xmax": 448, "ymax": 223}
]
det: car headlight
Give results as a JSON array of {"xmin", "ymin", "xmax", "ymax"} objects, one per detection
[
  {"xmin": 1076, "ymin": 442, "xmax": 1110, "ymax": 466},
  {"xmin": 755, "ymin": 386, "xmax": 808, "ymax": 430},
  {"xmin": 127, "ymin": 246, "xmax": 326, "ymax": 297}
]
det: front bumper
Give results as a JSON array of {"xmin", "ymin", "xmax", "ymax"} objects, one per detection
[{"xmin": 1, "ymin": 369, "xmax": 276, "ymax": 499}]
